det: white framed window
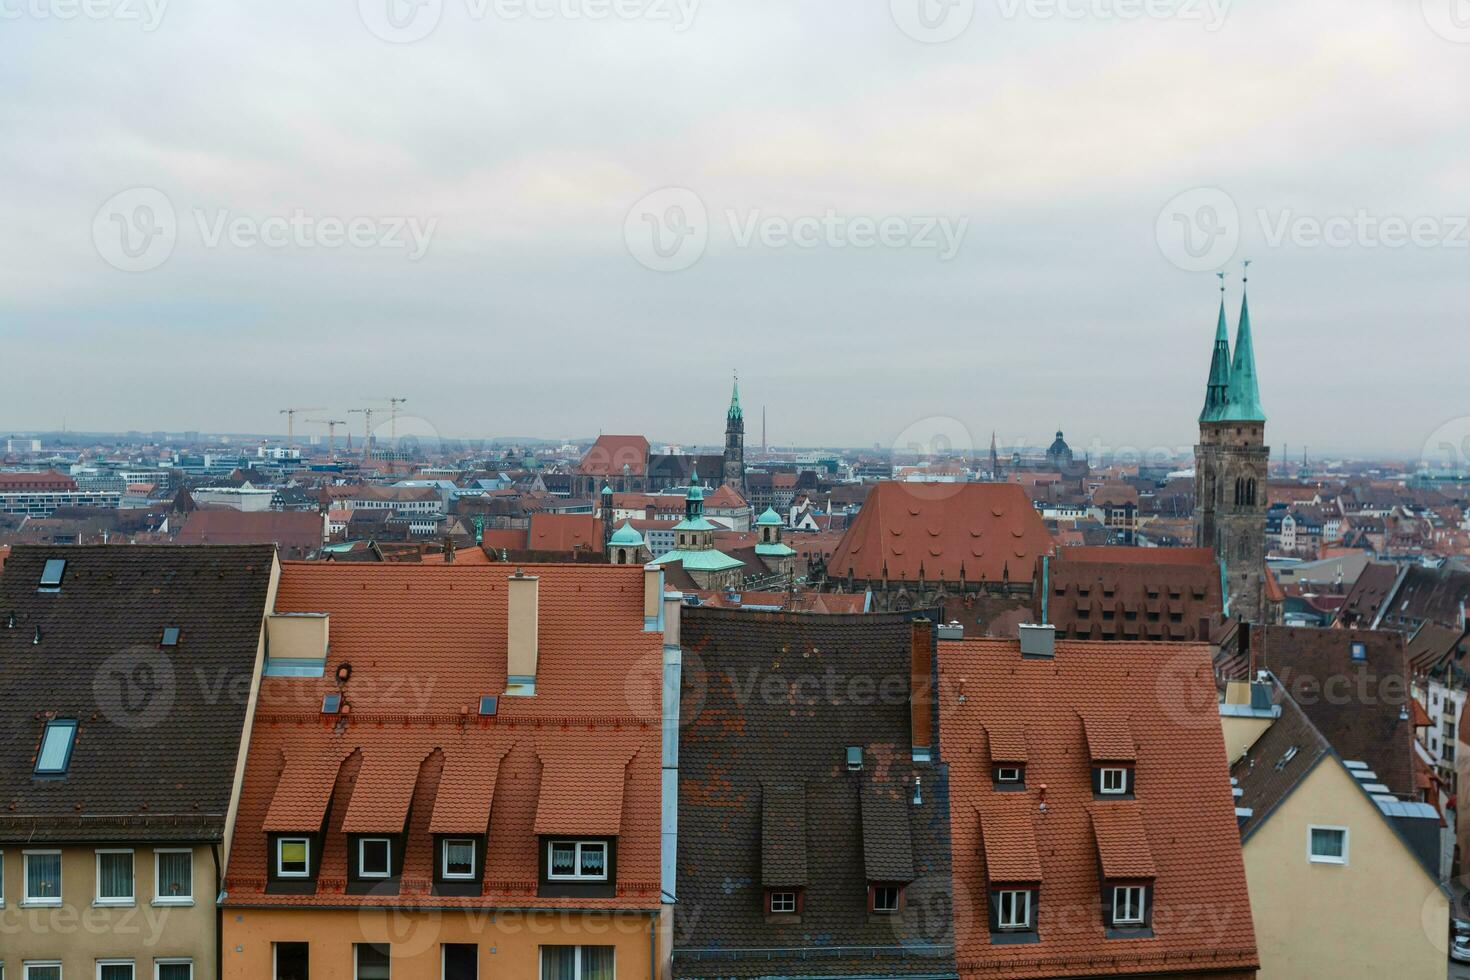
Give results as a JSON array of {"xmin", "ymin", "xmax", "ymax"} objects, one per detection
[
  {"xmin": 154, "ymin": 850, "xmax": 193, "ymax": 904},
  {"xmin": 768, "ymin": 891, "xmax": 797, "ymax": 914},
  {"xmin": 353, "ymin": 945, "xmax": 389, "ymax": 980},
  {"xmin": 871, "ymin": 885, "xmax": 900, "ymax": 914},
  {"xmin": 1112, "ymin": 885, "xmax": 1146, "ymax": 926},
  {"xmin": 153, "ymin": 962, "xmax": 191, "ymax": 980},
  {"xmin": 0, "ymin": 849, "xmax": 5, "ymax": 906},
  {"xmin": 23, "ymin": 851, "xmax": 62, "ymax": 906},
  {"xmin": 96, "ymin": 962, "xmax": 134, "ymax": 980},
  {"xmin": 1099, "ymin": 768, "xmax": 1128, "ymax": 795},
  {"xmin": 547, "ymin": 841, "xmax": 608, "ymax": 881},
  {"xmin": 358, "ymin": 839, "xmax": 392, "ymax": 879},
  {"xmin": 539, "ymin": 946, "xmax": 614, "ymax": 980},
  {"xmin": 994, "ymin": 767, "xmax": 1022, "ymax": 784},
  {"xmin": 276, "ymin": 838, "xmax": 310, "ymax": 878},
  {"xmin": 25, "ymin": 964, "xmax": 62, "ymax": 980},
  {"xmin": 996, "ymin": 889, "xmax": 1031, "ymax": 931},
  {"xmin": 442, "ymin": 840, "xmax": 476, "ymax": 880},
  {"xmin": 95, "ymin": 849, "xmax": 135, "ymax": 905},
  {"xmin": 1308, "ymin": 825, "xmax": 1348, "ymax": 865}
]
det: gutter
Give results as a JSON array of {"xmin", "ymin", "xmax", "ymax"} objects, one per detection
[{"xmin": 212, "ymin": 844, "xmax": 223, "ymax": 980}]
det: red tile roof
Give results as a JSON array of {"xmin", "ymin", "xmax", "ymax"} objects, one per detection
[
  {"xmin": 985, "ymin": 724, "xmax": 1029, "ymax": 764},
  {"xmin": 1056, "ymin": 547, "xmax": 1214, "ymax": 566},
  {"xmin": 828, "ymin": 482, "xmax": 1054, "ymax": 585},
  {"xmin": 177, "ymin": 510, "xmax": 322, "ymax": 559},
  {"xmin": 977, "ymin": 796, "xmax": 1042, "ymax": 882},
  {"xmin": 527, "ymin": 513, "xmax": 603, "ymax": 553},
  {"xmin": 224, "ymin": 561, "xmax": 664, "ymax": 909},
  {"xmin": 579, "ymin": 435, "xmax": 650, "ymax": 476},
  {"xmin": 940, "ymin": 637, "xmax": 1257, "ymax": 979}
]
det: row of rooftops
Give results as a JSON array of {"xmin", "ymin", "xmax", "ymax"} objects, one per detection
[{"xmin": 3, "ymin": 543, "xmax": 1433, "ymax": 979}]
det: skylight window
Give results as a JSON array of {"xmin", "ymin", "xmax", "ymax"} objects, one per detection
[
  {"xmin": 35, "ymin": 719, "xmax": 78, "ymax": 775},
  {"xmin": 478, "ymin": 695, "xmax": 498, "ymax": 717},
  {"xmin": 39, "ymin": 559, "xmax": 65, "ymax": 590},
  {"xmin": 160, "ymin": 627, "xmax": 181, "ymax": 647},
  {"xmin": 321, "ymin": 694, "xmax": 342, "ymax": 715}
]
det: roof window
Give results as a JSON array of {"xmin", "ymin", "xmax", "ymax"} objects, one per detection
[
  {"xmin": 35, "ymin": 719, "xmax": 78, "ymax": 774},
  {"xmin": 39, "ymin": 559, "xmax": 65, "ymax": 590},
  {"xmin": 478, "ymin": 695, "xmax": 498, "ymax": 717},
  {"xmin": 321, "ymin": 693, "xmax": 342, "ymax": 714},
  {"xmin": 160, "ymin": 627, "xmax": 181, "ymax": 647}
]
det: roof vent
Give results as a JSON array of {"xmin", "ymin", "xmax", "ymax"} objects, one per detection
[
  {"xmin": 846, "ymin": 746, "xmax": 863, "ymax": 771},
  {"xmin": 1018, "ymin": 623, "xmax": 1056, "ymax": 659}
]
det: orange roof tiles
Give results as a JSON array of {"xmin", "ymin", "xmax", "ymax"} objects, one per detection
[
  {"xmin": 579, "ymin": 435, "xmax": 650, "ymax": 476},
  {"xmin": 224, "ymin": 561, "xmax": 665, "ymax": 910},
  {"xmin": 533, "ymin": 736, "xmax": 639, "ymax": 837},
  {"xmin": 1056, "ymin": 546, "xmax": 1214, "ymax": 566},
  {"xmin": 985, "ymin": 724, "xmax": 1028, "ymax": 764},
  {"xmin": 528, "ymin": 513, "xmax": 603, "ymax": 553},
  {"xmin": 1081, "ymin": 716, "xmax": 1136, "ymax": 762},
  {"xmin": 939, "ymin": 637, "xmax": 1257, "ymax": 979},
  {"xmin": 1090, "ymin": 801, "xmax": 1157, "ymax": 879},
  {"xmin": 977, "ymin": 797, "xmax": 1042, "ymax": 882},
  {"xmin": 827, "ymin": 482, "xmax": 1053, "ymax": 585}
]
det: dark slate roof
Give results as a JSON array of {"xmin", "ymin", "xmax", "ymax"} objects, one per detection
[
  {"xmin": 1335, "ymin": 562, "xmax": 1400, "ymax": 627},
  {"xmin": 674, "ymin": 608, "xmax": 955, "ymax": 980},
  {"xmin": 1254, "ymin": 626, "xmax": 1415, "ymax": 797},
  {"xmin": 1231, "ymin": 679, "xmax": 1332, "ymax": 840},
  {"xmin": 0, "ymin": 545, "xmax": 274, "ymax": 843}
]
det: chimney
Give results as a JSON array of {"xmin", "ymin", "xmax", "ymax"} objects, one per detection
[
  {"xmin": 644, "ymin": 565, "xmax": 664, "ymax": 630},
  {"xmin": 506, "ymin": 570, "xmax": 539, "ymax": 695},
  {"xmin": 1018, "ymin": 623, "xmax": 1056, "ymax": 659},
  {"xmin": 910, "ymin": 620, "xmax": 934, "ymax": 760}
]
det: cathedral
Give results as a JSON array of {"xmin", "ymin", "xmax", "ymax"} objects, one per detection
[
  {"xmin": 576, "ymin": 376, "xmax": 746, "ymax": 497},
  {"xmin": 1194, "ymin": 280, "xmax": 1269, "ymax": 623}
]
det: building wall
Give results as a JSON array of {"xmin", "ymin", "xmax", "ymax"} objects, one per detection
[
  {"xmin": 1243, "ymin": 759, "xmax": 1447, "ymax": 980},
  {"xmin": 221, "ymin": 908, "xmax": 661, "ymax": 980},
  {"xmin": 0, "ymin": 843, "xmax": 218, "ymax": 979}
]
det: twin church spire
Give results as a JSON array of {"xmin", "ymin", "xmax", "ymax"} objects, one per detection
[{"xmin": 1199, "ymin": 268, "xmax": 1266, "ymax": 424}]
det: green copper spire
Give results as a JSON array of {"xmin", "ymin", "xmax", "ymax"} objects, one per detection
[
  {"xmin": 685, "ymin": 467, "xmax": 705, "ymax": 521},
  {"xmin": 1199, "ymin": 289, "xmax": 1232, "ymax": 424},
  {"xmin": 1222, "ymin": 278, "xmax": 1266, "ymax": 422},
  {"xmin": 727, "ymin": 371, "xmax": 743, "ymax": 420}
]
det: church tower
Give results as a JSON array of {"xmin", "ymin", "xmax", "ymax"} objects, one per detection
[
  {"xmin": 1195, "ymin": 272, "xmax": 1269, "ymax": 623},
  {"xmin": 723, "ymin": 372, "xmax": 745, "ymax": 493}
]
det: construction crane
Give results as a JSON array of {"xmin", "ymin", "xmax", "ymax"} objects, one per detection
[
  {"xmin": 307, "ymin": 419, "xmax": 348, "ymax": 457},
  {"xmin": 382, "ymin": 397, "xmax": 408, "ymax": 440},
  {"xmin": 279, "ymin": 407, "xmax": 325, "ymax": 445},
  {"xmin": 348, "ymin": 408, "xmax": 376, "ymax": 454}
]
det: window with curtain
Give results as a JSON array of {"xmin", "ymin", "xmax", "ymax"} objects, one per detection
[
  {"xmin": 156, "ymin": 962, "xmax": 192, "ymax": 980},
  {"xmin": 26, "ymin": 965, "xmax": 62, "ymax": 980},
  {"xmin": 156, "ymin": 850, "xmax": 193, "ymax": 901},
  {"xmin": 540, "ymin": 946, "xmax": 613, "ymax": 980},
  {"xmin": 25, "ymin": 851, "xmax": 61, "ymax": 904},
  {"xmin": 98, "ymin": 963, "xmax": 134, "ymax": 980},
  {"xmin": 98, "ymin": 850, "xmax": 134, "ymax": 903},
  {"xmin": 354, "ymin": 944, "xmax": 390, "ymax": 980}
]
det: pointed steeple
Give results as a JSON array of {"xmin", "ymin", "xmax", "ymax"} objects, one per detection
[
  {"xmin": 727, "ymin": 370, "xmax": 743, "ymax": 420},
  {"xmin": 1222, "ymin": 267, "xmax": 1266, "ymax": 422},
  {"xmin": 685, "ymin": 467, "xmax": 704, "ymax": 521},
  {"xmin": 1199, "ymin": 275, "xmax": 1232, "ymax": 424}
]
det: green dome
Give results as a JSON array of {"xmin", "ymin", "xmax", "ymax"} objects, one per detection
[
  {"xmin": 756, "ymin": 507, "xmax": 782, "ymax": 526},
  {"xmin": 610, "ymin": 522, "xmax": 644, "ymax": 547}
]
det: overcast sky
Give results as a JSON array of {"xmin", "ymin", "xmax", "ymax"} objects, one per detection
[{"xmin": 2, "ymin": 0, "xmax": 1467, "ymax": 460}]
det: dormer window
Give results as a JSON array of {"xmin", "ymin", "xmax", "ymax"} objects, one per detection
[
  {"xmin": 994, "ymin": 888, "xmax": 1032, "ymax": 931},
  {"xmin": 276, "ymin": 838, "xmax": 311, "ymax": 878},
  {"xmin": 548, "ymin": 840, "xmax": 608, "ymax": 881},
  {"xmin": 357, "ymin": 838, "xmax": 392, "ymax": 879},
  {"xmin": 1112, "ymin": 885, "xmax": 1146, "ymax": 925},
  {"xmin": 768, "ymin": 889, "xmax": 800, "ymax": 914},
  {"xmin": 442, "ymin": 840, "xmax": 477, "ymax": 880},
  {"xmin": 993, "ymin": 766, "xmax": 1025, "ymax": 790},
  {"xmin": 869, "ymin": 883, "xmax": 902, "ymax": 914},
  {"xmin": 1099, "ymin": 767, "xmax": 1129, "ymax": 795}
]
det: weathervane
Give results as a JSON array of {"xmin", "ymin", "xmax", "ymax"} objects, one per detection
[
  {"xmin": 1242, "ymin": 258, "xmax": 1251, "ymax": 285},
  {"xmin": 1216, "ymin": 269, "xmax": 1228, "ymax": 295}
]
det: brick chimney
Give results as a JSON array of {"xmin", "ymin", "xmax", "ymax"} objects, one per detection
[
  {"xmin": 910, "ymin": 619, "xmax": 934, "ymax": 758},
  {"xmin": 506, "ymin": 570, "xmax": 539, "ymax": 695}
]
